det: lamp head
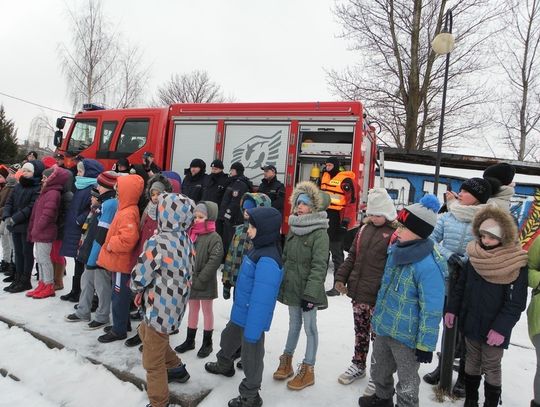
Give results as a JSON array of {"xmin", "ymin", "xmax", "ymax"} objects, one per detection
[{"xmin": 432, "ymin": 31, "xmax": 455, "ymax": 55}]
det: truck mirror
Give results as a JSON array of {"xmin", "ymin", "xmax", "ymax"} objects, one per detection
[
  {"xmin": 53, "ymin": 130, "xmax": 63, "ymax": 147},
  {"xmin": 56, "ymin": 117, "xmax": 66, "ymax": 130}
]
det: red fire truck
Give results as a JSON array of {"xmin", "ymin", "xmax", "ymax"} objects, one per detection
[{"xmin": 54, "ymin": 101, "xmax": 377, "ymax": 229}]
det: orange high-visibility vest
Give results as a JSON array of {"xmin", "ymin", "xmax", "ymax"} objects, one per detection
[{"xmin": 320, "ymin": 170, "xmax": 355, "ymax": 211}]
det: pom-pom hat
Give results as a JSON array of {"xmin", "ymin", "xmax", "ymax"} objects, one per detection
[{"xmin": 396, "ymin": 194, "xmax": 440, "ymax": 239}]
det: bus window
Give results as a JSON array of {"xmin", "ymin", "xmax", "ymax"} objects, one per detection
[
  {"xmin": 99, "ymin": 121, "xmax": 117, "ymax": 152},
  {"xmin": 67, "ymin": 120, "xmax": 97, "ymax": 155},
  {"xmin": 116, "ymin": 120, "xmax": 149, "ymax": 154}
]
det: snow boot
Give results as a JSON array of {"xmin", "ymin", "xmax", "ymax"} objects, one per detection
[
  {"xmin": 483, "ymin": 382, "xmax": 501, "ymax": 407},
  {"xmin": 358, "ymin": 394, "xmax": 394, "ymax": 407},
  {"xmin": 125, "ymin": 333, "xmax": 142, "ymax": 347},
  {"xmin": 423, "ymin": 359, "xmax": 441, "ymax": 385},
  {"xmin": 60, "ymin": 290, "xmax": 79, "ymax": 302},
  {"xmin": 197, "ymin": 330, "xmax": 213, "ymax": 358},
  {"xmin": 273, "ymin": 353, "xmax": 294, "ymax": 380},
  {"xmin": 464, "ymin": 373, "xmax": 481, "ymax": 407},
  {"xmin": 175, "ymin": 327, "xmax": 196, "ymax": 353},
  {"xmin": 228, "ymin": 393, "xmax": 263, "ymax": 407},
  {"xmin": 26, "ymin": 281, "xmax": 45, "ymax": 297},
  {"xmin": 53, "ymin": 263, "xmax": 64, "ymax": 290},
  {"xmin": 167, "ymin": 363, "xmax": 190, "ymax": 383},
  {"xmin": 205, "ymin": 360, "xmax": 235, "ymax": 377},
  {"xmin": 287, "ymin": 363, "xmax": 314, "ymax": 390},
  {"xmin": 8, "ymin": 280, "xmax": 32, "ymax": 293},
  {"xmin": 33, "ymin": 283, "xmax": 55, "ymax": 299}
]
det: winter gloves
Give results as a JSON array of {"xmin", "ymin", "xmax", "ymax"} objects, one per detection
[
  {"xmin": 486, "ymin": 329, "xmax": 505, "ymax": 346},
  {"xmin": 301, "ymin": 299, "xmax": 315, "ymax": 312},
  {"xmin": 445, "ymin": 313, "xmax": 505, "ymax": 346},
  {"xmin": 415, "ymin": 349, "xmax": 433, "ymax": 363},
  {"xmin": 448, "ymin": 253, "xmax": 465, "ymax": 269},
  {"xmin": 223, "ymin": 281, "xmax": 232, "ymax": 300},
  {"xmin": 4, "ymin": 217, "xmax": 14, "ymax": 231},
  {"xmin": 444, "ymin": 312, "xmax": 455, "ymax": 328},
  {"xmin": 334, "ymin": 281, "xmax": 348, "ymax": 295}
]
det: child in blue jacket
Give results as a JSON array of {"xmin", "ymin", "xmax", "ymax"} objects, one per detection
[
  {"xmin": 205, "ymin": 206, "xmax": 284, "ymax": 407},
  {"xmin": 359, "ymin": 195, "xmax": 447, "ymax": 407}
]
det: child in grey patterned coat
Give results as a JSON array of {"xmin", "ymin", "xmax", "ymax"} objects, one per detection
[{"xmin": 131, "ymin": 193, "xmax": 195, "ymax": 407}]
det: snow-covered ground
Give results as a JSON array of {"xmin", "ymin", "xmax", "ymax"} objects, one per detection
[{"xmin": 0, "ymin": 257, "xmax": 535, "ymax": 406}]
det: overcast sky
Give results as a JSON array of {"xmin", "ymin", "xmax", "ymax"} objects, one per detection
[{"xmin": 0, "ymin": 0, "xmax": 359, "ymax": 145}]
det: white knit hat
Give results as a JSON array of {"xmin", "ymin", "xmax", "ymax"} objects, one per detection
[
  {"xmin": 366, "ymin": 188, "xmax": 397, "ymax": 221},
  {"xmin": 479, "ymin": 218, "xmax": 503, "ymax": 240},
  {"xmin": 21, "ymin": 162, "xmax": 34, "ymax": 174}
]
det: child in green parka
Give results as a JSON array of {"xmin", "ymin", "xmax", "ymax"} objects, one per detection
[{"xmin": 273, "ymin": 181, "xmax": 330, "ymax": 391}]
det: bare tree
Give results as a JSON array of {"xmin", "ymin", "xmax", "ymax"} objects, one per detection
[
  {"xmin": 113, "ymin": 43, "xmax": 150, "ymax": 108},
  {"xmin": 496, "ymin": 0, "xmax": 540, "ymax": 162},
  {"xmin": 328, "ymin": 0, "xmax": 503, "ymax": 151},
  {"xmin": 59, "ymin": 0, "xmax": 149, "ymax": 110},
  {"xmin": 29, "ymin": 114, "xmax": 55, "ymax": 149},
  {"xmin": 155, "ymin": 70, "xmax": 227, "ymax": 105},
  {"xmin": 59, "ymin": 0, "xmax": 118, "ymax": 111}
]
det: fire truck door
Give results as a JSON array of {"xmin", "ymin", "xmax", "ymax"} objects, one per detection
[
  {"xmin": 222, "ymin": 123, "xmax": 290, "ymax": 185},
  {"xmin": 170, "ymin": 122, "xmax": 218, "ymax": 176}
]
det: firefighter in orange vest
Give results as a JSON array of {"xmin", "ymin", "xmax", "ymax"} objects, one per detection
[{"xmin": 320, "ymin": 156, "xmax": 356, "ymax": 296}]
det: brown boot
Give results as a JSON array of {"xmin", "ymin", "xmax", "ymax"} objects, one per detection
[
  {"xmin": 273, "ymin": 353, "xmax": 294, "ymax": 380},
  {"xmin": 287, "ymin": 363, "xmax": 314, "ymax": 390},
  {"xmin": 54, "ymin": 263, "xmax": 64, "ymax": 291}
]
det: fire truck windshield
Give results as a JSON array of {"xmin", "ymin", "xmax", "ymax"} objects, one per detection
[{"xmin": 67, "ymin": 120, "xmax": 97, "ymax": 155}]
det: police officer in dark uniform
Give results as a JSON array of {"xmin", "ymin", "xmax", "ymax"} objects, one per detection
[{"xmin": 257, "ymin": 165, "xmax": 285, "ymax": 216}]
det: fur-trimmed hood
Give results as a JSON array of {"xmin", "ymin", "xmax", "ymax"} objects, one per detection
[
  {"xmin": 146, "ymin": 173, "xmax": 173, "ymax": 199},
  {"xmin": 472, "ymin": 205, "xmax": 518, "ymax": 246},
  {"xmin": 290, "ymin": 181, "xmax": 329, "ymax": 213}
]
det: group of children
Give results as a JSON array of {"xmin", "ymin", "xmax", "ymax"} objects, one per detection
[{"xmin": 0, "ymin": 158, "xmax": 538, "ymax": 407}]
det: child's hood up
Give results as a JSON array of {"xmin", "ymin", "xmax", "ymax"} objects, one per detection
[
  {"xmin": 158, "ymin": 193, "xmax": 195, "ymax": 233},
  {"xmin": 116, "ymin": 174, "xmax": 144, "ymax": 210}
]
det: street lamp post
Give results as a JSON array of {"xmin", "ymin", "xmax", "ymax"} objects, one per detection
[
  {"xmin": 432, "ymin": 9, "xmax": 455, "ymax": 197},
  {"xmin": 432, "ymin": 8, "xmax": 456, "ymax": 396}
]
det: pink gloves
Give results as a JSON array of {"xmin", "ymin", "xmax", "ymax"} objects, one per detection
[
  {"xmin": 486, "ymin": 329, "xmax": 505, "ymax": 346},
  {"xmin": 444, "ymin": 313, "xmax": 455, "ymax": 329}
]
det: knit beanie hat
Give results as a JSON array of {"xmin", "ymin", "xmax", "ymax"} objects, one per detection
[
  {"xmin": 243, "ymin": 198, "xmax": 256, "ymax": 210},
  {"xmin": 366, "ymin": 188, "xmax": 397, "ymax": 221},
  {"xmin": 230, "ymin": 162, "xmax": 245, "ymax": 174},
  {"xmin": 195, "ymin": 203, "xmax": 208, "ymax": 218},
  {"xmin": 210, "ymin": 159, "xmax": 224, "ymax": 169},
  {"xmin": 483, "ymin": 163, "xmax": 515, "ymax": 186},
  {"xmin": 43, "ymin": 168, "xmax": 54, "ymax": 178},
  {"xmin": 97, "ymin": 171, "xmax": 119, "ymax": 189},
  {"xmin": 42, "ymin": 156, "xmax": 56, "ymax": 169},
  {"xmin": 150, "ymin": 181, "xmax": 166, "ymax": 194},
  {"xmin": 460, "ymin": 177, "xmax": 492, "ymax": 204},
  {"xmin": 478, "ymin": 218, "xmax": 503, "ymax": 240},
  {"xmin": 22, "ymin": 162, "xmax": 35, "ymax": 174},
  {"xmin": 190, "ymin": 158, "xmax": 206, "ymax": 170},
  {"xmin": 296, "ymin": 193, "xmax": 313, "ymax": 208},
  {"xmin": 396, "ymin": 194, "xmax": 440, "ymax": 238}
]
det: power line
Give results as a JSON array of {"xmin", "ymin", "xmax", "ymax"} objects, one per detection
[{"xmin": 0, "ymin": 91, "xmax": 72, "ymax": 115}]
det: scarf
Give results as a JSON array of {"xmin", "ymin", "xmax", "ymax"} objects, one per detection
[
  {"xmin": 75, "ymin": 176, "xmax": 97, "ymax": 190},
  {"xmin": 466, "ymin": 240, "xmax": 528, "ymax": 284},
  {"xmin": 487, "ymin": 186, "xmax": 515, "ymax": 211},
  {"xmin": 447, "ymin": 201, "xmax": 485, "ymax": 223},
  {"xmin": 288, "ymin": 211, "xmax": 329, "ymax": 236},
  {"xmin": 392, "ymin": 239, "xmax": 434, "ymax": 265},
  {"xmin": 189, "ymin": 220, "xmax": 216, "ymax": 243},
  {"xmin": 146, "ymin": 201, "xmax": 158, "ymax": 221}
]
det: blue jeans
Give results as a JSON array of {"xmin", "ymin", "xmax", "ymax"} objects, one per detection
[
  {"xmin": 111, "ymin": 272, "xmax": 131, "ymax": 335},
  {"xmin": 284, "ymin": 305, "xmax": 318, "ymax": 366}
]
